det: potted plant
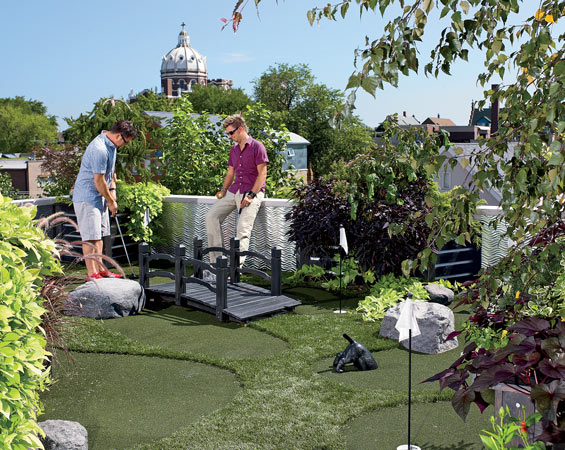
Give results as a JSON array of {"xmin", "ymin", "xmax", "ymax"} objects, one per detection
[{"xmin": 425, "ymin": 224, "xmax": 565, "ymax": 448}]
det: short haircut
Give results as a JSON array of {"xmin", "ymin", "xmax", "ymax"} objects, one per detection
[
  {"xmin": 110, "ymin": 120, "xmax": 138, "ymax": 139},
  {"xmin": 222, "ymin": 114, "xmax": 248, "ymax": 133}
]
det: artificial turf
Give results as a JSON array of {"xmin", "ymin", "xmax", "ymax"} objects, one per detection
[
  {"xmin": 40, "ymin": 285, "xmax": 493, "ymax": 449},
  {"xmin": 41, "ymin": 352, "xmax": 240, "ymax": 450}
]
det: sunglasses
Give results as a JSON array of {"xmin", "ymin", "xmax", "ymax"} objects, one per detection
[
  {"xmin": 226, "ymin": 126, "xmax": 239, "ymax": 136},
  {"xmin": 121, "ymin": 134, "xmax": 130, "ymax": 144}
]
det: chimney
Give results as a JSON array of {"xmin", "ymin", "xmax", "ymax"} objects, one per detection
[
  {"xmin": 437, "ymin": 114, "xmax": 440, "ymax": 118},
  {"xmin": 491, "ymin": 84, "xmax": 500, "ymax": 134},
  {"xmin": 403, "ymin": 111, "xmax": 407, "ymax": 117}
]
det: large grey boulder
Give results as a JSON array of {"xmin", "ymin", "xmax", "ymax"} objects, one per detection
[
  {"xmin": 66, "ymin": 278, "xmax": 145, "ymax": 319},
  {"xmin": 38, "ymin": 420, "xmax": 88, "ymax": 450},
  {"xmin": 379, "ymin": 301, "xmax": 458, "ymax": 354},
  {"xmin": 425, "ymin": 283, "xmax": 455, "ymax": 306}
]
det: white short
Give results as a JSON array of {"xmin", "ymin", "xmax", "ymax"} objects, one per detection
[{"xmin": 73, "ymin": 201, "xmax": 110, "ymax": 241}]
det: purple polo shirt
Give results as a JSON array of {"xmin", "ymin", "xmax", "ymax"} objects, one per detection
[{"xmin": 228, "ymin": 136, "xmax": 269, "ymax": 194}]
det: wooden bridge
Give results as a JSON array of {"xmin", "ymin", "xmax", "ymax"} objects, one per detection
[{"xmin": 138, "ymin": 238, "xmax": 300, "ymax": 323}]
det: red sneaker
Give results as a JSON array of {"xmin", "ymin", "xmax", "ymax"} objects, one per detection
[
  {"xmin": 86, "ymin": 272, "xmax": 104, "ymax": 281},
  {"xmin": 99, "ymin": 270, "xmax": 124, "ymax": 279}
]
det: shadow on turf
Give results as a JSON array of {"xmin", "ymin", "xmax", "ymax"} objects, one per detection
[{"xmin": 142, "ymin": 303, "xmax": 245, "ymax": 329}]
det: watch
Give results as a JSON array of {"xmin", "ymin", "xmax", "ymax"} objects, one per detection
[{"xmin": 247, "ymin": 191, "xmax": 256, "ymax": 199}]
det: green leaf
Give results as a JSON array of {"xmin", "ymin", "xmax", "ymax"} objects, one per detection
[
  {"xmin": 360, "ymin": 76, "xmax": 379, "ymax": 97},
  {"xmin": 548, "ymin": 151, "xmax": 563, "ymax": 166},
  {"xmin": 554, "ymin": 61, "xmax": 565, "ymax": 76},
  {"xmin": 423, "ymin": 0, "xmax": 434, "ymax": 14}
]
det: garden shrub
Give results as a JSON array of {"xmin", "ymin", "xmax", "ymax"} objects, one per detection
[
  {"xmin": 0, "ymin": 195, "xmax": 62, "ymax": 449},
  {"xmin": 0, "ymin": 172, "xmax": 16, "ymax": 198},
  {"xmin": 356, "ymin": 273, "xmax": 430, "ymax": 322},
  {"xmin": 286, "ymin": 178, "xmax": 432, "ymax": 275},
  {"xmin": 116, "ymin": 180, "xmax": 170, "ymax": 243}
]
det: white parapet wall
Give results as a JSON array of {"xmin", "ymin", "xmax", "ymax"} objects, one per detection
[{"xmin": 15, "ymin": 196, "xmax": 506, "ymax": 273}]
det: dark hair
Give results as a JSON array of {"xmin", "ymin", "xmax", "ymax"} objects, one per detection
[{"xmin": 110, "ymin": 120, "xmax": 138, "ymax": 139}]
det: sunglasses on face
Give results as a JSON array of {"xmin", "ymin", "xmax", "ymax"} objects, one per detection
[
  {"xmin": 226, "ymin": 126, "xmax": 239, "ymax": 136},
  {"xmin": 121, "ymin": 134, "xmax": 130, "ymax": 144}
]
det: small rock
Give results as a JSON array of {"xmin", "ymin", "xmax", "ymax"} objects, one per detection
[
  {"xmin": 425, "ymin": 283, "xmax": 454, "ymax": 306},
  {"xmin": 379, "ymin": 301, "xmax": 458, "ymax": 354},
  {"xmin": 38, "ymin": 420, "xmax": 88, "ymax": 450},
  {"xmin": 66, "ymin": 278, "xmax": 145, "ymax": 319}
]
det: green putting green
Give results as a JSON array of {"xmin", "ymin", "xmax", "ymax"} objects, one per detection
[
  {"xmin": 312, "ymin": 345, "xmax": 463, "ymax": 392},
  {"xmin": 343, "ymin": 401, "xmax": 491, "ymax": 450},
  {"xmin": 100, "ymin": 306, "xmax": 289, "ymax": 359},
  {"xmin": 40, "ymin": 352, "xmax": 240, "ymax": 450}
]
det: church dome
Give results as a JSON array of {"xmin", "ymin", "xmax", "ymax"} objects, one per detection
[{"xmin": 161, "ymin": 24, "xmax": 207, "ymax": 78}]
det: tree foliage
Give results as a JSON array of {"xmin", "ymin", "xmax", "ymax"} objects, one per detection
[
  {"xmin": 129, "ymin": 90, "xmax": 174, "ymax": 112},
  {"xmin": 160, "ymin": 97, "xmax": 296, "ymax": 197},
  {"xmin": 0, "ymin": 97, "xmax": 58, "ymax": 155},
  {"xmin": 253, "ymin": 63, "xmax": 373, "ymax": 176},
  {"xmin": 63, "ymin": 97, "xmax": 165, "ymax": 182},
  {"xmin": 33, "ymin": 144, "xmax": 83, "ymax": 198},
  {"xmin": 187, "ymin": 85, "xmax": 253, "ymax": 115}
]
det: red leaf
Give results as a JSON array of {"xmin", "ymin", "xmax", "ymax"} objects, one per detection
[{"xmin": 220, "ymin": 17, "xmax": 228, "ymax": 23}]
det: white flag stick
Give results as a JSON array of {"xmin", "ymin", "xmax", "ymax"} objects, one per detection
[
  {"xmin": 339, "ymin": 227, "xmax": 348, "ymax": 255},
  {"xmin": 395, "ymin": 293, "xmax": 421, "ymax": 342}
]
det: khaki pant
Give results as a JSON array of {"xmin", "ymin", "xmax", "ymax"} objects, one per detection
[{"xmin": 205, "ymin": 190, "xmax": 264, "ymax": 265}]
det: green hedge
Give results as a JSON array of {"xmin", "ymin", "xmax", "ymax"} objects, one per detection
[{"xmin": 0, "ymin": 196, "xmax": 62, "ymax": 449}]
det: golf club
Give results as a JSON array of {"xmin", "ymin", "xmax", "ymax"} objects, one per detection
[{"xmin": 115, "ymin": 215, "xmax": 138, "ymax": 279}]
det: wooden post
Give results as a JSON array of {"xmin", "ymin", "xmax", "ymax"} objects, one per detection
[
  {"xmin": 230, "ymin": 238, "xmax": 241, "ymax": 284},
  {"xmin": 174, "ymin": 244, "xmax": 186, "ymax": 306},
  {"xmin": 193, "ymin": 237, "xmax": 203, "ymax": 278},
  {"xmin": 271, "ymin": 247, "xmax": 282, "ymax": 296},
  {"xmin": 215, "ymin": 256, "xmax": 229, "ymax": 321},
  {"xmin": 139, "ymin": 242, "xmax": 149, "ymax": 289}
]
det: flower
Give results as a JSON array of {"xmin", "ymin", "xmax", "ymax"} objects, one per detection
[
  {"xmin": 521, "ymin": 421, "xmax": 528, "ymax": 434},
  {"xmin": 516, "ymin": 290, "xmax": 520, "ymax": 299},
  {"xmin": 536, "ymin": 9, "xmax": 545, "ymax": 20},
  {"xmin": 545, "ymin": 14, "xmax": 555, "ymax": 23}
]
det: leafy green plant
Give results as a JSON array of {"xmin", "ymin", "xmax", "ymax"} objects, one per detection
[
  {"xmin": 116, "ymin": 180, "xmax": 170, "ymax": 243},
  {"xmin": 0, "ymin": 195, "xmax": 63, "ymax": 449},
  {"xmin": 356, "ymin": 273, "xmax": 430, "ymax": 322},
  {"xmin": 480, "ymin": 406, "xmax": 545, "ymax": 450},
  {"xmin": 0, "ymin": 172, "xmax": 15, "ymax": 198}
]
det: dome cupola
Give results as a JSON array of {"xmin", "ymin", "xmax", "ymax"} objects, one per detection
[{"xmin": 161, "ymin": 23, "xmax": 208, "ymax": 97}]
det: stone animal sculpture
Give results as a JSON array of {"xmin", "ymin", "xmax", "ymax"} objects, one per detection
[{"xmin": 333, "ymin": 333, "xmax": 378, "ymax": 373}]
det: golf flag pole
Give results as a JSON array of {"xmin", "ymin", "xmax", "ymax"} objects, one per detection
[
  {"xmin": 394, "ymin": 293, "xmax": 421, "ymax": 450},
  {"xmin": 334, "ymin": 226, "xmax": 348, "ymax": 314}
]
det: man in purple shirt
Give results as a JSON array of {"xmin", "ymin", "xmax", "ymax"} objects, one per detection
[{"xmin": 205, "ymin": 113, "xmax": 268, "ymax": 268}]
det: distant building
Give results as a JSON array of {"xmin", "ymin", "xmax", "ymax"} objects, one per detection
[
  {"xmin": 0, "ymin": 157, "xmax": 47, "ymax": 198},
  {"xmin": 161, "ymin": 24, "xmax": 233, "ymax": 98}
]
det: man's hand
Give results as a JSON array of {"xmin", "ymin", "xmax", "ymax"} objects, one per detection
[
  {"xmin": 240, "ymin": 194, "xmax": 253, "ymax": 209},
  {"xmin": 108, "ymin": 199, "xmax": 118, "ymax": 216},
  {"xmin": 216, "ymin": 188, "xmax": 227, "ymax": 199}
]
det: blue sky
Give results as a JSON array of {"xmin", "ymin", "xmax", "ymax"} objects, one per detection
[{"xmin": 0, "ymin": 0, "xmax": 525, "ymax": 130}]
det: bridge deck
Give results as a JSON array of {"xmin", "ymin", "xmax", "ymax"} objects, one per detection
[{"xmin": 145, "ymin": 281, "xmax": 300, "ymax": 322}]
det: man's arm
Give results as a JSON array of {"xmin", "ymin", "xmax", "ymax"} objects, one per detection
[
  {"xmin": 94, "ymin": 173, "xmax": 117, "ymax": 216},
  {"xmin": 216, "ymin": 166, "xmax": 235, "ymax": 199}
]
